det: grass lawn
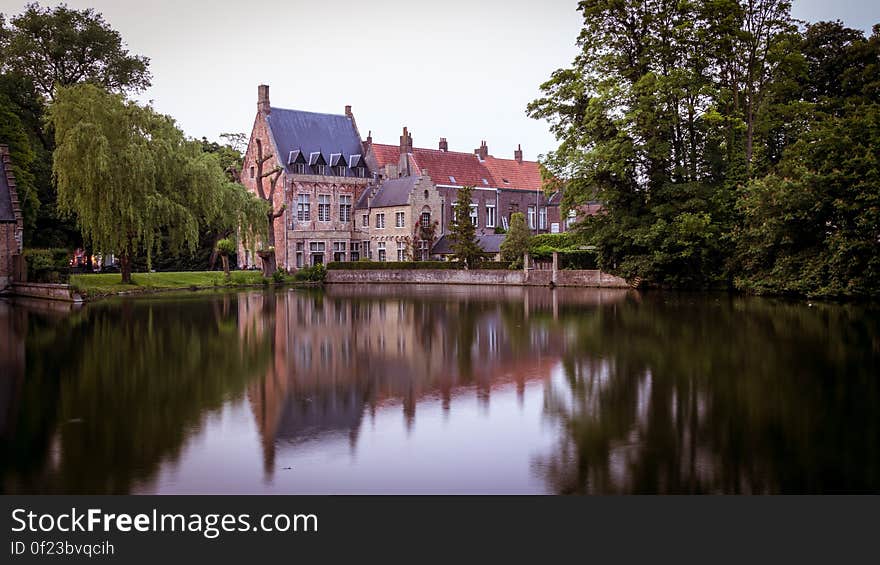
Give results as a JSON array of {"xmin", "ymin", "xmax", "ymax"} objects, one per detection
[{"xmin": 69, "ymin": 270, "xmax": 271, "ymax": 298}]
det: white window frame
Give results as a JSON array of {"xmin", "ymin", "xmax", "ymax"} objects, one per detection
[
  {"xmin": 378, "ymin": 241, "xmax": 386, "ymax": 262},
  {"xmin": 376, "ymin": 213, "xmax": 385, "ymax": 229},
  {"xmin": 296, "ymin": 194, "xmax": 310, "ymax": 222},
  {"xmin": 469, "ymin": 204, "xmax": 478, "ymax": 226},
  {"xmin": 318, "ymin": 194, "xmax": 331, "ymax": 222},
  {"xmin": 395, "ymin": 211, "xmax": 405, "ymax": 228},
  {"xmin": 527, "ymin": 205, "xmax": 536, "ymax": 229},
  {"xmin": 486, "ymin": 204, "xmax": 496, "ymax": 228},
  {"xmin": 339, "ymin": 195, "xmax": 352, "ymax": 223},
  {"xmin": 397, "ymin": 241, "xmax": 406, "ymax": 261}
]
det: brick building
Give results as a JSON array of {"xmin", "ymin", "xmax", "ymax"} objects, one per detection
[
  {"xmin": 239, "ymin": 85, "xmax": 372, "ymax": 269},
  {"xmin": 354, "ymin": 174, "xmax": 440, "ymax": 261},
  {"xmin": 367, "ymin": 129, "xmax": 565, "ymax": 241},
  {"xmin": 0, "ymin": 145, "xmax": 24, "ymax": 290}
]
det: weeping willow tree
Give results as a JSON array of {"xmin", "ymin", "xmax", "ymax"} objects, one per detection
[{"xmin": 48, "ymin": 84, "xmax": 266, "ymax": 283}]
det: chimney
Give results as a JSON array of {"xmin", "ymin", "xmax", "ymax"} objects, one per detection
[
  {"xmin": 399, "ymin": 126, "xmax": 413, "ymax": 155},
  {"xmin": 364, "ymin": 130, "xmax": 373, "ymax": 152},
  {"xmin": 257, "ymin": 84, "xmax": 270, "ymax": 115},
  {"xmin": 514, "ymin": 144, "xmax": 523, "ymax": 163},
  {"xmin": 439, "ymin": 137, "xmax": 448, "ymax": 152},
  {"xmin": 345, "ymin": 105, "xmax": 352, "ymax": 117},
  {"xmin": 475, "ymin": 140, "xmax": 488, "ymax": 161}
]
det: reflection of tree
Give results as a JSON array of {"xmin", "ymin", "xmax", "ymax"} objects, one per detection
[
  {"xmin": 2, "ymin": 294, "xmax": 273, "ymax": 493},
  {"xmin": 535, "ymin": 295, "xmax": 880, "ymax": 494}
]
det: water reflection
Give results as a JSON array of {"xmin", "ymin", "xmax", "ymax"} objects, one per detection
[{"xmin": 1, "ymin": 287, "xmax": 877, "ymax": 493}]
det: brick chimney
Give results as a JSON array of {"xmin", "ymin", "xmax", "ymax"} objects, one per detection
[
  {"xmin": 400, "ymin": 126, "xmax": 413, "ymax": 155},
  {"xmin": 345, "ymin": 105, "xmax": 352, "ymax": 116},
  {"xmin": 439, "ymin": 137, "xmax": 448, "ymax": 152},
  {"xmin": 257, "ymin": 84, "xmax": 270, "ymax": 115},
  {"xmin": 514, "ymin": 144, "xmax": 523, "ymax": 163},
  {"xmin": 475, "ymin": 140, "xmax": 488, "ymax": 161}
]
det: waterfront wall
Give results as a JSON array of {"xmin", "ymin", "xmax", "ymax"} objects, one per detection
[
  {"xmin": 9, "ymin": 282, "xmax": 84, "ymax": 302},
  {"xmin": 326, "ymin": 268, "xmax": 629, "ymax": 288}
]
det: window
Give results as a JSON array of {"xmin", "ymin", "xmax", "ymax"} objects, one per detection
[
  {"xmin": 249, "ymin": 166, "xmax": 255, "ymax": 178},
  {"xmin": 335, "ymin": 165, "xmax": 347, "ymax": 177},
  {"xmin": 469, "ymin": 204, "xmax": 478, "ymax": 226},
  {"xmin": 309, "ymin": 241, "xmax": 325, "ymax": 265},
  {"xmin": 318, "ymin": 194, "xmax": 330, "ymax": 222},
  {"xmin": 363, "ymin": 241, "xmax": 371, "ymax": 259},
  {"xmin": 420, "ymin": 212, "xmax": 431, "ymax": 229},
  {"xmin": 314, "ymin": 164, "xmax": 326, "ymax": 175},
  {"xmin": 355, "ymin": 166, "xmax": 365, "ymax": 178},
  {"xmin": 297, "ymin": 194, "xmax": 310, "ymax": 221},
  {"xmin": 424, "ymin": 190, "xmax": 429, "ymax": 200},
  {"xmin": 449, "ymin": 175, "xmax": 456, "ymax": 183},
  {"xmin": 378, "ymin": 242, "xmax": 386, "ymax": 262},
  {"xmin": 295, "ymin": 242, "xmax": 304, "ymax": 268},
  {"xmin": 350, "ymin": 242, "xmax": 360, "ymax": 261},
  {"xmin": 293, "ymin": 163, "xmax": 306, "ymax": 174},
  {"xmin": 528, "ymin": 205, "xmax": 536, "ymax": 229},
  {"xmin": 566, "ymin": 209, "xmax": 577, "ymax": 229},
  {"xmin": 482, "ymin": 178, "xmax": 489, "ymax": 186},
  {"xmin": 395, "ymin": 211, "xmax": 405, "ymax": 228},
  {"xmin": 450, "ymin": 201, "xmax": 457, "ymax": 224},
  {"xmin": 539, "ymin": 207, "xmax": 547, "ymax": 230},
  {"xmin": 333, "ymin": 241, "xmax": 346, "ymax": 262},
  {"xmin": 397, "ymin": 241, "xmax": 406, "ymax": 261},
  {"xmin": 486, "ymin": 204, "xmax": 496, "ymax": 228},
  {"xmin": 362, "ymin": 214, "xmax": 369, "ymax": 227},
  {"xmin": 339, "ymin": 195, "xmax": 352, "ymax": 223},
  {"xmin": 375, "ymin": 213, "xmax": 385, "ymax": 229},
  {"xmin": 419, "ymin": 240, "xmax": 429, "ymax": 261}
]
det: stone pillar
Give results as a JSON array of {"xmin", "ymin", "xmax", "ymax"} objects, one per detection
[{"xmin": 551, "ymin": 251, "xmax": 558, "ymax": 286}]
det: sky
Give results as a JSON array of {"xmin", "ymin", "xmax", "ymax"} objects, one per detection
[{"xmin": 1, "ymin": 0, "xmax": 878, "ymax": 161}]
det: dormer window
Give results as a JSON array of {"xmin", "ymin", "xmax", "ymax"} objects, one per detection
[
  {"xmin": 348, "ymin": 155, "xmax": 367, "ymax": 178},
  {"xmin": 309, "ymin": 151, "xmax": 327, "ymax": 175},
  {"xmin": 449, "ymin": 175, "xmax": 456, "ymax": 183},
  {"xmin": 329, "ymin": 153, "xmax": 347, "ymax": 177},
  {"xmin": 289, "ymin": 150, "xmax": 307, "ymax": 175},
  {"xmin": 355, "ymin": 167, "xmax": 365, "ymax": 178}
]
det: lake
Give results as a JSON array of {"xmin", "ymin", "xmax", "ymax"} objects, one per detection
[{"xmin": 1, "ymin": 285, "xmax": 878, "ymax": 494}]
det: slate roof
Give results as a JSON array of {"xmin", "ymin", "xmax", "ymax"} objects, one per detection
[
  {"xmin": 266, "ymin": 107, "xmax": 365, "ymax": 175},
  {"xmin": 369, "ymin": 176, "xmax": 417, "ymax": 208},
  {"xmin": 370, "ymin": 142, "xmax": 544, "ymax": 192},
  {"xmin": 0, "ymin": 153, "xmax": 15, "ymax": 222},
  {"xmin": 432, "ymin": 234, "xmax": 506, "ymax": 255}
]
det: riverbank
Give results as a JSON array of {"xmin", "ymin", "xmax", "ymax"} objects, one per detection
[{"xmin": 4, "ymin": 271, "xmax": 318, "ymax": 302}]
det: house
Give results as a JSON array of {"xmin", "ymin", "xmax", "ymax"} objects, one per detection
[
  {"xmin": 354, "ymin": 174, "xmax": 440, "ymax": 261},
  {"xmin": 367, "ymin": 129, "xmax": 564, "ymax": 240},
  {"xmin": 0, "ymin": 145, "xmax": 24, "ymax": 290},
  {"xmin": 239, "ymin": 85, "xmax": 373, "ymax": 270},
  {"xmin": 431, "ymin": 233, "xmax": 506, "ymax": 262}
]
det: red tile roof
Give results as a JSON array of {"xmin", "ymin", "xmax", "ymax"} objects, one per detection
[
  {"xmin": 482, "ymin": 155, "xmax": 543, "ymax": 191},
  {"xmin": 370, "ymin": 143, "xmax": 544, "ymax": 192}
]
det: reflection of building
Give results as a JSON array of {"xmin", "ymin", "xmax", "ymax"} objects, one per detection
[
  {"xmin": 0, "ymin": 144, "xmax": 24, "ymax": 289},
  {"xmin": 245, "ymin": 287, "xmax": 629, "ymax": 478}
]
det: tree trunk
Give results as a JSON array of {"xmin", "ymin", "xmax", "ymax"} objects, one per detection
[
  {"xmin": 119, "ymin": 252, "xmax": 132, "ymax": 284},
  {"xmin": 221, "ymin": 254, "xmax": 230, "ymax": 277},
  {"xmin": 261, "ymin": 212, "xmax": 278, "ymax": 276}
]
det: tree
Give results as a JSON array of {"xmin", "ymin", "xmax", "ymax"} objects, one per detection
[
  {"xmin": 0, "ymin": 3, "xmax": 150, "ymax": 100},
  {"xmin": 0, "ymin": 93, "xmax": 38, "ymax": 235},
  {"xmin": 448, "ymin": 185, "xmax": 483, "ymax": 268},
  {"xmin": 48, "ymin": 84, "xmax": 265, "ymax": 284},
  {"xmin": 500, "ymin": 212, "xmax": 530, "ymax": 268},
  {"xmin": 216, "ymin": 238, "xmax": 236, "ymax": 277},
  {"xmin": 251, "ymin": 138, "xmax": 284, "ymax": 276}
]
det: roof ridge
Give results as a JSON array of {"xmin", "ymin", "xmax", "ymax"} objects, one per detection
[{"xmin": 269, "ymin": 106, "xmax": 349, "ymax": 119}]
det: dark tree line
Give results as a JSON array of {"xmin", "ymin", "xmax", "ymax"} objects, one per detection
[{"xmin": 530, "ymin": 1, "xmax": 880, "ymax": 297}]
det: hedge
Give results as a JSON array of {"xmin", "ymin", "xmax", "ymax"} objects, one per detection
[
  {"xmin": 326, "ymin": 261, "xmax": 512, "ymax": 271},
  {"xmin": 24, "ymin": 248, "xmax": 72, "ymax": 283}
]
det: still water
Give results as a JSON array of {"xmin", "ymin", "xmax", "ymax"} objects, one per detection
[{"xmin": 1, "ymin": 285, "xmax": 878, "ymax": 494}]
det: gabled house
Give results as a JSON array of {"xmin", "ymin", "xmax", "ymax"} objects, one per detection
[
  {"xmin": 367, "ymin": 129, "xmax": 566, "ymax": 240},
  {"xmin": 0, "ymin": 144, "xmax": 24, "ymax": 290},
  {"xmin": 239, "ymin": 85, "xmax": 372, "ymax": 270}
]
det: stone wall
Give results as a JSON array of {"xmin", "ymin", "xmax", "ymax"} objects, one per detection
[
  {"xmin": 0, "ymin": 223, "xmax": 16, "ymax": 289},
  {"xmin": 325, "ymin": 268, "xmax": 628, "ymax": 288},
  {"xmin": 10, "ymin": 282, "xmax": 84, "ymax": 302}
]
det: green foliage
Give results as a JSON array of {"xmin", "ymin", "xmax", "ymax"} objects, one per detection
[
  {"xmin": 271, "ymin": 269, "xmax": 286, "ymax": 284},
  {"xmin": 0, "ymin": 93, "xmax": 38, "ymax": 233},
  {"xmin": 47, "ymin": 84, "xmax": 266, "ymax": 282},
  {"xmin": 215, "ymin": 238, "xmax": 236, "ymax": 256},
  {"xmin": 292, "ymin": 264, "xmax": 326, "ymax": 281},
  {"xmin": 529, "ymin": 1, "xmax": 880, "ymax": 296},
  {"xmin": 500, "ymin": 212, "xmax": 530, "ymax": 268},
  {"xmin": 0, "ymin": 2, "xmax": 151, "ymax": 99},
  {"xmin": 327, "ymin": 261, "xmax": 461, "ymax": 270},
  {"xmin": 448, "ymin": 185, "xmax": 484, "ymax": 268},
  {"xmin": 23, "ymin": 247, "xmax": 70, "ymax": 282}
]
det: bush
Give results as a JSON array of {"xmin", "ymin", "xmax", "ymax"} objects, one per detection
[
  {"xmin": 293, "ymin": 264, "xmax": 327, "ymax": 281},
  {"xmin": 327, "ymin": 261, "xmax": 464, "ymax": 270},
  {"xmin": 271, "ymin": 269, "xmax": 286, "ymax": 283},
  {"xmin": 24, "ymin": 248, "xmax": 71, "ymax": 282}
]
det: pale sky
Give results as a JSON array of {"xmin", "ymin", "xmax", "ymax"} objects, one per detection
[{"xmin": 1, "ymin": 0, "xmax": 878, "ymax": 161}]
